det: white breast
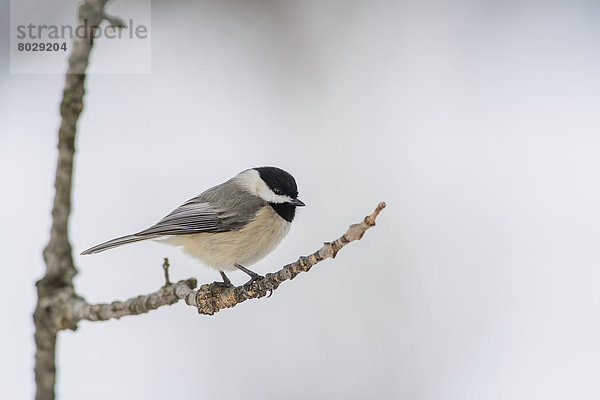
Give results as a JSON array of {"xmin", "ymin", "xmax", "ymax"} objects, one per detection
[{"xmin": 162, "ymin": 205, "xmax": 291, "ymax": 272}]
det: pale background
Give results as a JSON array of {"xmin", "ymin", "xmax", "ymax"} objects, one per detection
[{"xmin": 2, "ymin": 0, "xmax": 600, "ymax": 399}]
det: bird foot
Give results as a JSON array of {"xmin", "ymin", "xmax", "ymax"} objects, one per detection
[
  {"xmin": 244, "ymin": 274, "xmax": 265, "ymax": 285},
  {"xmin": 234, "ymin": 263, "xmax": 273, "ymax": 296},
  {"xmin": 233, "ymin": 264, "xmax": 272, "ymax": 297},
  {"xmin": 234, "ymin": 263, "xmax": 263, "ymax": 282},
  {"xmin": 209, "ymin": 281, "xmax": 233, "ymax": 290},
  {"xmin": 209, "ymin": 271, "xmax": 234, "ymax": 291}
]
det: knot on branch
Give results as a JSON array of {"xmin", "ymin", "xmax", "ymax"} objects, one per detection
[{"xmin": 34, "ymin": 285, "xmax": 83, "ymax": 333}]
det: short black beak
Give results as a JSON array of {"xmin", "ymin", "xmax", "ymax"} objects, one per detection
[{"xmin": 288, "ymin": 198, "xmax": 305, "ymax": 207}]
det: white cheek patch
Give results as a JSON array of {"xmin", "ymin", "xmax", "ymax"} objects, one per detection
[{"xmin": 235, "ymin": 169, "xmax": 292, "ymax": 203}]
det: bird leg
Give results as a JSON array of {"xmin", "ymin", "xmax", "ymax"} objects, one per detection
[
  {"xmin": 219, "ymin": 271, "xmax": 232, "ymax": 286},
  {"xmin": 209, "ymin": 271, "xmax": 233, "ymax": 290},
  {"xmin": 234, "ymin": 263, "xmax": 264, "ymax": 283},
  {"xmin": 234, "ymin": 264, "xmax": 272, "ymax": 297}
]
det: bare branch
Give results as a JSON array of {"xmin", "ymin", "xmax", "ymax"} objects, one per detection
[
  {"xmin": 72, "ymin": 279, "xmax": 198, "ymax": 322},
  {"xmin": 103, "ymin": 13, "xmax": 126, "ymax": 28},
  {"xmin": 35, "ymin": 1, "xmax": 117, "ymax": 399},
  {"xmin": 184, "ymin": 202, "xmax": 387, "ymax": 315},
  {"xmin": 65, "ymin": 202, "xmax": 386, "ymax": 323},
  {"xmin": 68, "ymin": 202, "xmax": 386, "ymax": 323}
]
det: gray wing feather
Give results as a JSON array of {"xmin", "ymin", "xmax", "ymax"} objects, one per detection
[
  {"xmin": 80, "ymin": 234, "xmax": 159, "ymax": 255},
  {"xmin": 81, "ymin": 179, "xmax": 265, "ymax": 255},
  {"xmin": 135, "ymin": 201, "xmax": 219, "ymax": 236}
]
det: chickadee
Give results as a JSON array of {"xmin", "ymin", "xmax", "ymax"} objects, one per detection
[{"xmin": 81, "ymin": 166, "xmax": 305, "ymax": 285}]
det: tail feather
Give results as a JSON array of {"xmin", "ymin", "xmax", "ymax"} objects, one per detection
[{"xmin": 81, "ymin": 234, "xmax": 158, "ymax": 255}]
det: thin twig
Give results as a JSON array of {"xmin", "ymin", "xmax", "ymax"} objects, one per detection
[
  {"xmin": 72, "ymin": 279, "xmax": 198, "ymax": 322},
  {"xmin": 103, "ymin": 13, "xmax": 126, "ymax": 28},
  {"xmin": 162, "ymin": 258, "xmax": 172, "ymax": 286}
]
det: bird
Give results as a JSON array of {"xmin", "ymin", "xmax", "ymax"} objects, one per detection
[{"xmin": 81, "ymin": 166, "xmax": 305, "ymax": 286}]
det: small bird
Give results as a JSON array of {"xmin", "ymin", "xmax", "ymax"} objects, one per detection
[{"xmin": 81, "ymin": 166, "xmax": 305, "ymax": 285}]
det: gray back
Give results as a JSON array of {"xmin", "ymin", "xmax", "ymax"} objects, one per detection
[{"xmin": 135, "ymin": 178, "xmax": 265, "ymax": 236}]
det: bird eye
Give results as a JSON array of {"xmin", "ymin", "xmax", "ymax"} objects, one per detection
[{"xmin": 273, "ymin": 188, "xmax": 283, "ymax": 195}]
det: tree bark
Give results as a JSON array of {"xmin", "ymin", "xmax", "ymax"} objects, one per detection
[{"xmin": 34, "ymin": 1, "xmax": 113, "ymax": 399}]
